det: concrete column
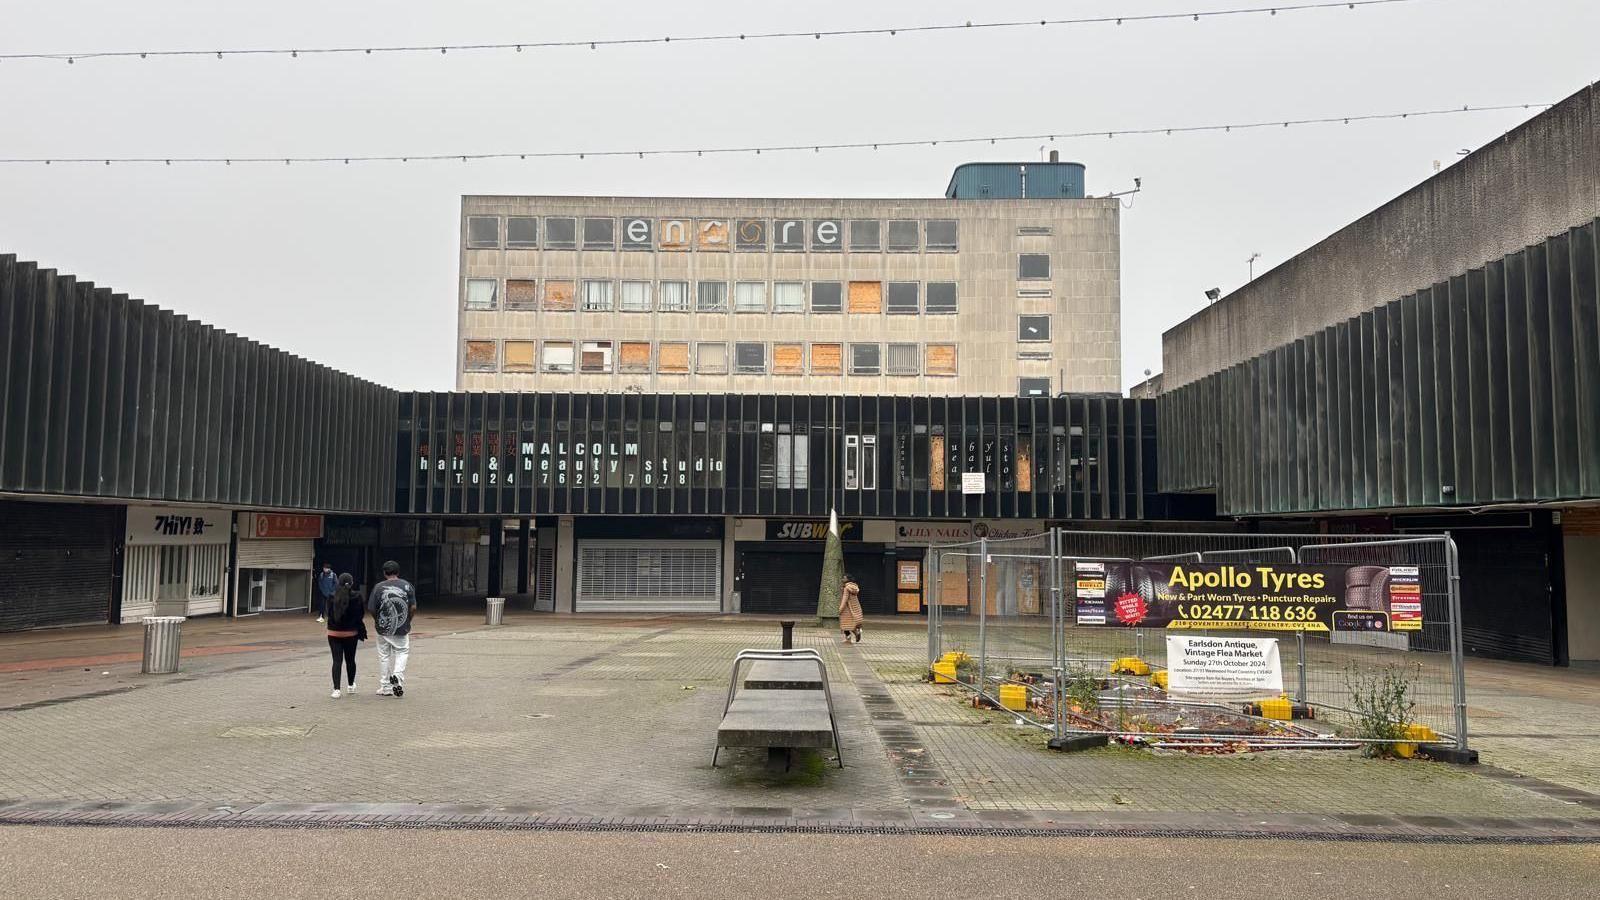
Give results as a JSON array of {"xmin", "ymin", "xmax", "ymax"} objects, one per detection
[
  {"xmin": 555, "ymin": 516, "xmax": 576, "ymax": 613},
  {"xmin": 516, "ymin": 518, "xmax": 531, "ymax": 595}
]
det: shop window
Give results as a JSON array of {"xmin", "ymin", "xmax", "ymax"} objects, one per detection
[
  {"xmin": 658, "ymin": 341, "xmax": 690, "ymax": 374},
  {"xmin": 504, "ymin": 340, "xmax": 536, "ymax": 373},
  {"xmin": 1018, "ymin": 314, "xmax": 1052, "ymax": 341},
  {"xmin": 466, "ymin": 216, "xmax": 500, "ymax": 248},
  {"xmin": 925, "ymin": 219, "xmax": 958, "ymax": 252},
  {"xmin": 1019, "ymin": 377, "xmax": 1050, "ymax": 398},
  {"xmin": 620, "ymin": 281, "xmax": 652, "ymax": 312},
  {"xmin": 849, "ymin": 220, "xmax": 880, "ymax": 251},
  {"xmin": 505, "ymin": 279, "xmax": 538, "ymax": 310},
  {"xmin": 811, "ymin": 281, "xmax": 843, "ymax": 313},
  {"xmin": 776, "ymin": 432, "xmax": 809, "ymax": 489},
  {"xmin": 886, "ymin": 343, "xmax": 919, "ymax": 375},
  {"xmin": 582, "ymin": 217, "xmax": 615, "ymax": 249},
  {"xmin": 582, "ymin": 280, "xmax": 614, "ymax": 311},
  {"xmin": 810, "ymin": 342, "xmax": 842, "ymax": 374},
  {"xmin": 506, "ymin": 216, "xmax": 538, "ymax": 248},
  {"xmin": 773, "ymin": 281, "xmax": 804, "ymax": 313},
  {"xmin": 463, "ymin": 340, "xmax": 497, "ymax": 371},
  {"xmin": 541, "ymin": 341, "xmax": 574, "ymax": 373},
  {"xmin": 545, "ymin": 217, "xmax": 577, "ymax": 250},
  {"xmin": 926, "ymin": 344, "xmax": 958, "ymax": 376},
  {"xmin": 1018, "ymin": 253, "xmax": 1051, "ymax": 279},
  {"xmin": 659, "ymin": 280, "xmax": 690, "ymax": 312},
  {"xmin": 464, "ymin": 278, "xmax": 498, "ymax": 310},
  {"xmin": 850, "ymin": 343, "xmax": 881, "ymax": 375},
  {"xmin": 543, "ymin": 280, "xmax": 575, "ymax": 311},
  {"xmin": 697, "ymin": 281, "xmax": 728, "ymax": 312},
  {"xmin": 886, "ymin": 282, "xmax": 919, "ymax": 314},
  {"xmin": 619, "ymin": 341, "xmax": 651, "ymax": 373},
  {"xmin": 847, "ymin": 281, "xmax": 882, "ymax": 314},
  {"xmin": 696, "ymin": 342, "xmax": 728, "ymax": 374},
  {"xmin": 925, "ymin": 282, "xmax": 958, "ymax": 314},
  {"xmin": 886, "ymin": 220, "xmax": 919, "ymax": 252},
  {"xmin": 773, "ymin": 343, "xmax": 804, "ymax": 375},
  {"xmin": 734, "ymin": 342, "xmax": 767, "ymax": 374},
  {"xmin": 734, "ymin": 281, "xmax": 767, "ymax": 313},
  {"xmin": 580, "ymin": 340, "xmax": 614, "ymax": 373}
]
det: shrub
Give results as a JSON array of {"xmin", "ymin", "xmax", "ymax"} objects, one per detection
[{"xmin": 1344, "ymin": 663, "xmax": 1419, "ymax": 758}]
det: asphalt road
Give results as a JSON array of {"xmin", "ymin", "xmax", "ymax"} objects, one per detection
[{"xmin": 0, "ymin": 826, "xmax": 1591, "ymax": 899}]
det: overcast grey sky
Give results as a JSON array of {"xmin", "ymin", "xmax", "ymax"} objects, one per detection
[{"xmin": 2, "ymin": 0, "xmax": 1595, "ymax": 390}]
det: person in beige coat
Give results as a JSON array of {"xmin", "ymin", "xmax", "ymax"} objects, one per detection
[{"xmin": 838, "ymin": 575, "xmax": 864, "ymax": 644}]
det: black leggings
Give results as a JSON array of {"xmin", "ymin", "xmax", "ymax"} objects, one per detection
[{"xmin": 328, "ymin": 636, "xmax": 357, "ymax": 689}]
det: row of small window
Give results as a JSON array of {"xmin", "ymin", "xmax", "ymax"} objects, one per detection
[
  {"xmin": 464, "ymin": 278, "xmax": 972, "ymax": 314},
  {"xmin": 466, "ymin": 215, "xmax": 959, "ymax": 253},
  {"xmin": 462, "ymin": 339, "xmax": 961, "ymax": 377}
]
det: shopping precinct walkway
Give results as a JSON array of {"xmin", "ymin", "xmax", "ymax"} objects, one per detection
[{"xmin": 0, "ymin": 612, "xmax": 1597, "ymax": 840}]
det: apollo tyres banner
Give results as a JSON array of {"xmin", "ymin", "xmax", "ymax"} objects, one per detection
[{"xmin": 1073, "ymin": 561, "xmax": 1419, "ymax": 634}]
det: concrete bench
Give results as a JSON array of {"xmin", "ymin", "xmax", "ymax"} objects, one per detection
[{"xmin": 713, "ymin": 649, "xmax": 843, "ymax": 770}]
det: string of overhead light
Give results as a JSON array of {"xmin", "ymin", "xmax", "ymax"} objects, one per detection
[
  {"xmin": 0, "ymin": 103, "xmax": 1545, "ymax": 167},
  {"xmin": 0, "ymin": 0, "xmax": 1420, "ymax": 64}
]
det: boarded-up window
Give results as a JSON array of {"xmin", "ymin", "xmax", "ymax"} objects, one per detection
[
  {"xmin": 541, "ymin": 341, "xmax": 574, "ymax": 373},
  {"xmin": 504, "ymin": 340, "xmax": 536, "ymax": 372},
  {"xmin": 930, "ymin": 435, "xmax": 946, "ymax": 490},
  {"xmin": 580, "ymin": 340, "xmax": 613, "ymax": 373},
  {"xmin": 659, "ymin": 342, "xmax": 690, "ymax": 373},
  {"xmin": 926, "ymin": 344, "xmax": 958, "ymax": 376},
  {"xmin": 505, "ymin": 279, "xmax": 538, "ymax": 310},
  {"xmin": 848, "ymin": 281, "xmax": 882, "ymax": 314},
  {"xmin": 463, "ymin": 340, "xmax": 497, "ymax": 371},
  {"xmin": 619, "ymin": 341, "xmax": 651, "ymax": 373},
  {"xmin": 810, "ymin": 343, "xmax": 842, "ymax": 374},
  {"xmin": 773, "ymin": 343, "xmax": 804, "ymax": 375},
  {"xmin": 1016, "ymin": 439, "xmax": 1033, "ymax": 492},
  {"xmin": 544, "ymin": 280, "xmax": 575, "ymax": 311}
]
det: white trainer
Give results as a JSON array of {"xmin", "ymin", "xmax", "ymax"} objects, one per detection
[
  {"xmin": 377, "ymin": 685, "xmax": 393, "ymax": 696},
  {"xmin": 330, "ymin": 689, "xmax": 342, "ymax": 699}
]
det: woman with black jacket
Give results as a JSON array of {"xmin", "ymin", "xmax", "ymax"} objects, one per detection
[{"xmin": 325, "ymin": 573, "xmax": 366, "ymax": 698}]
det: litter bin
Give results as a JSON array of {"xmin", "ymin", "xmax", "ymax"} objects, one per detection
[
  {"xmin": 485, "ymin": 596, "xmax": 506, "ymax": 626},
  {"xmin": 141, "ymin": 616, "xmax": 186, "ymax": 674}
]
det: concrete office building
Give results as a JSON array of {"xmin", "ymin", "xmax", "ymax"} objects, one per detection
[{"xmin": 455, "ymin": 160, "xmax": 1120, "ymax": 398}]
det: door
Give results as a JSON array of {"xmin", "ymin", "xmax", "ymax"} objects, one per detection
[
  {"xmin": 897, "ymin": 559, "xmax": 923, "ymax": 613},
  {"xmin": 243, "ymin": 569, "xmax": 267, "ymax": 614}
]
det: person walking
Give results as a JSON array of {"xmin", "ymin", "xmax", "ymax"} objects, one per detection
[
  {"xmin": 367, "ymin": 560, "xmax": 417, "ymax": 698},
  {"xmin": 838, "ymin": 573, "xmax": 864, "ymax": 644},
  {"xmin": 314, "ymin": 562, "xmax": 337, "ymax": 624},
  {"xmin": 325, "ymin": 573, "xmax": 366, "ymax": 698}
]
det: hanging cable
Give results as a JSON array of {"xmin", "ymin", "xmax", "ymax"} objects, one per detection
[{"xmin": 0, "ymin": 1, "xmax": 1422, "ymax": 64}]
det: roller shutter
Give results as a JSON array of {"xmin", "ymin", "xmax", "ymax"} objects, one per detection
[
  {"xmin": 575, "ymin": 540, "xmax": 722, "ymax": 613},
  {"xmin": 0, "ymin": 500, "xmax": 119, "ymax": 631},
  {"xmin": 237, "ymin": 539, "xmax": 314, "ymax": 569}
]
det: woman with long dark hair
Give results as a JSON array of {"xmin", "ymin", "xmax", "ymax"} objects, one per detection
[{"xmin": 325, "ymin": 573, "xmax": 365, "ymax": 698}]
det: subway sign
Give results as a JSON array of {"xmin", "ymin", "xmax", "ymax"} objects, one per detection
[{"xmin": 765, "ymin": 519, "xmax": 862, "ymax": 541}]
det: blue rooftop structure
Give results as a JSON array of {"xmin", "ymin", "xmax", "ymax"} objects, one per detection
[{"xmin": 945, "ymin": 158, "xmax": 1087, "ymax": 199}]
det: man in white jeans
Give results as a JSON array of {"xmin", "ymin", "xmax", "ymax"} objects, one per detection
[{"xmin": 366, "ymin": 560, "xmax": 417, "ymax": 697}]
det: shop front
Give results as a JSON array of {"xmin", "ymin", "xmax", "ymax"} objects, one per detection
[
  {"xmin": 895, "ymin": 519, "xmax": 1048, "ymax": 615},
  {"xmin": 122, "ymin": 505, "xmax": 230, "ymax": 622},
  {"xmin": 0, "ymin": 499, "xmax": 122, "ymax": 631},
  {"xmin": 575, "ymin": 518, "xmax": 724, "ymax": 613},
  {"xmin": 733, "ymin": 518, "xmax": 901, "ymax": 615},
  {"xmin": 233, "ymin": 512, "xmax": 321, "ymax": 616}
]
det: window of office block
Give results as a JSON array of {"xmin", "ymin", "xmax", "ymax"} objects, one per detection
[
  {"xmin": 697, "ymin": 281, "xmax": 728, "ymax": 312},
  {"xmin": 925, "ymin": 219, "xmax": 958, "ymax": 251},
  {"xmin": 773, "ymin": 281, "xmax": 804, "ymax": 313},
  {"xmin": 847, "ymin": 281, "xmax": 883, "ymax": 314},
  {"xmin": 849, "ymin": 220, "xmax": 880, "ymax": 251},
  {"xmin": 581, "ymin": 280, "xmax": 614, "ymax": 311},
  {"xmin": 504, "ymin": 340, "xmax": 536, "ymax": 372},
  {"xmin": 463, "ymin": 340, "xmax": 497, "ymax": 371},
  {"xmin": 620, "ymin": 281, "xmax": 652, "ymax": 312},
  {"xmin": 925, "ymin": 282, "xmax": 958, "ymax": 314},
  {"xmin": 926, "ymin": 344, "xmax": 958, "ymax": 376},
  {"xmin": 734, "ymin": 281, "xmax": 767, "ymax": 313},
  {"xmin": 1018, "ymin": 314, "xmax": 1052, "ymax": 341},
  {"xmin": 506, "ymin": 216, "xmax": 538, "ymax": 248},
  {"xmin": 464, "ymin": 278, "xmax": 498, "ymax": 310},
  {"xmin": 850, "ymin": 342, "xmax": 882, "ymax": 375},
  {"xmin": 773, "ymin": 343, "xmax": 804, "ymax": 374},
  {"xmin": 696, "ymin": 342, "xmax": 728, "ymax": 374},
  {"xmin": 811, "ymin": 281, "xmax": 843, "ymax": 313},
  {"xmin": 466, "ymin": 216, "xmax": 500, "ymax": 248},
  {"xmin": 1019, "ymin": 377, "xmax": 1050, "ymax": 398},
  {"xmin": 1018, "ymin": 253, "xmax": 1051, "ymax": 279},
  {"xmin": 619, "ymin": 341, "xmax": 651, "ymax": 373},
  {"xmin": 582, "ymin": 217, "xmax": 615, "ymax": 249},
  {"xmin": 504, "ymin": 279, "xmax": 538, "ymax": 310},
  {"xmin": 734, "ymin": 342, "xmax": 767, "ymax": 374},
  {"xmin": 658, "ymin": 341, "xmax": 690, "ymax": 373},
  {"xmin": 886, "ymin": 282, "xmax": 919, "ymax": 314},
  {"xmin": 541, "ymin": 341, "xmax": 574, "ymax": 373},
  {"xmin": 544, "ymin": 217, "xmax": 577, "ymax": 250},
  {"xmin": 659, "ymin": 280, "xmax": 690, "ymax": 312},
  {"xmin": 776, "ymin": 433, "xmax": 809, "ymax": 489},
  {"xmin": 810, "ymin": 343, "xmax": 842, "ymax": 374},
  {"xmin": 543, "ymin": 280, "xmax": 575, "ymax": 311},
  {"xmin": 580, "ymin": 340, "xmax": 614, "ymax": 373},
  {"xmin": 886, "ymin": 343, "xmax": 919, "ymax": 375},
  {"xmin": 886, "ymin": 219, "xmax": 919, "ymax": 252}
]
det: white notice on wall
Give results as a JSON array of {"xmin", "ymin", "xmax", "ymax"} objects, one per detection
[
  {"xmin": 961, "ymin": 472, "xmax": 986, "ymax": 495},
  {"xmin": 1165, "ymin": 635, "xmax": 1283, "ymax": 702}
]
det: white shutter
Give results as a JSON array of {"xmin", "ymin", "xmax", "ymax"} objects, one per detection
[
  {"xmin": 236, "ymin": 539, "xmax": 314, "ymax": 569},
  {"xmin": 575, "ymin": 540, "xmax": 722, "ymax": 613}
]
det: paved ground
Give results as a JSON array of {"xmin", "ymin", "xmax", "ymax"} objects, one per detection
[
  {"xmin": 0, "ymin": 612, "xmax": 1598, "ymax": 834},
  {"xmin": 2, "ymin": 826, "xmax": 1594, "ymax": 900}
]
